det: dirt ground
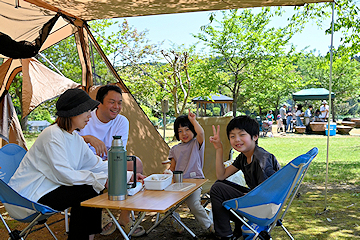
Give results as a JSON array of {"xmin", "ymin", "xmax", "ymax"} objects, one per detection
[
  {"xmin": 1, "ymin": 183, "xmax": 359, "ymax": 240},
  {"xmin": 0, "ymin": 203, "xmax": 217, "ymax": 240}
]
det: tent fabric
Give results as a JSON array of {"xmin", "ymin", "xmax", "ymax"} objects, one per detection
[
  {"xmin": 26, "ymin": 0, "xmax": 333, "ymax": 21},
  {"xmin": 88, "ymin": 85, "xmax": 170, "ymax": 175},
  {"xmin": 0, "ymin": 58, "xmax": 22, "ymax": 99},
  {"xmin": 0, "ymin": 0, "xmax": 57, "ymax": 58},
  {"xmin": 197, "ymin": 116, "xmax": 232, "ymax": 193},
  {"xmin": 0, "ymin": 93, "xmax": 27, "ymax": 150},
  {"xmin": 0, "ymin": 14, "xmax": 60, "ymax": 59},
  {"xmin": 292, "ymin": 88, "xmax": 335, "ymax": 101},
  {"xmin": 21, "ymin": 58, "xmax": 80, "ymax": 117},
  {"xmin": 75, "ymin": 27, "xmax": 93, "ymax": 88}
]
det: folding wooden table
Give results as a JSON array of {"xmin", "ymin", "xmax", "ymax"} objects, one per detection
[{"xmin": 81, "ymin": 178, "xmax": 208, "ymax": 239}]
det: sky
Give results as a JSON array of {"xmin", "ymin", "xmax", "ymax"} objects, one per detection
[{"xmin": 111, "ymin": 6, "xmax": 341, "ymax": 56}]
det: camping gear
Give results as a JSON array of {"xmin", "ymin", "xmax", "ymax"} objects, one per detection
[
  {"xmin": 0, "ymin": 144, "xmax": 59, "ymax": 240},
  {"xmin": 223, "ymin": 147, "xmax": 318, "ymax": 239},
  {"xmin": 173, "ymin": 171, "xmax": 183, "ymax": 183},
  {"xmin": 108, "ymin": 136, "xmax": 128, "ymax": 200}
]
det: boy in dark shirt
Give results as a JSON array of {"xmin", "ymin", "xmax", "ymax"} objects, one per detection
[{"xmin": 209, "ymin": 115, "xmax": 280, "ymax": 240}]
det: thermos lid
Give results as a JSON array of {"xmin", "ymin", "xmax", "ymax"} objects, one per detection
[{"xmin": 112, "ymin": 136, "xmax": 123, "ymax": 146}]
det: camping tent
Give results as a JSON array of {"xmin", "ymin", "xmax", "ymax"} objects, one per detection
[
  {"xmin": 0, "ymin": 0, "xmax": 334, "ymax": 176},
  {"xmin": 292, "ymin": 88, "xmax": 335, "ymax": 121}
]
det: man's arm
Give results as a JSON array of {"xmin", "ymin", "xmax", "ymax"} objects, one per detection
[{"xmin": 82, "ymin": 135, "xmax": 107, "ymax": 158}]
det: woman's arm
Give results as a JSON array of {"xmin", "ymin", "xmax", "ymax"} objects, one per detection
[{"xmin": 42, "ymin": 133, "xmax": 107, "ymax": 193}]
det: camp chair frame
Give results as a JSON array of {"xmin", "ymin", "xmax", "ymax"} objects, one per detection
[
  {"xmin": 223, "ymin": 147, "xmax": 318, "ymax": 240},
  {"xmin": 0, "ymin": 144, "xmax": 59, "ymax": 240}
]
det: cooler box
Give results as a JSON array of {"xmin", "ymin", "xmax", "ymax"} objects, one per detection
[{"xmin": 325, "ymin": 123, "xmax": 336, "ymax": 136}]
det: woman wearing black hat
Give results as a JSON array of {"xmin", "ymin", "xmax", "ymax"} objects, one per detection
[{"xmin": 9, "ymin": 88, "xmax": 108, "ymax": 240}]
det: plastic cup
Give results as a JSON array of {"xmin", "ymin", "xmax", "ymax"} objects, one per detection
[{"xmin": 173, "ymin": 171, "xmax": 183, "ymax": 183}]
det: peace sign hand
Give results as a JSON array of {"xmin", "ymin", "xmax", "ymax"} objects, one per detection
[{"xmin": 209, "ymin": 125, "xmax": 222, "ymax": 150}]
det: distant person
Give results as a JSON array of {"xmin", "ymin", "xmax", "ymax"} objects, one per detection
[
  {"xmin": 286, "ymin": 106, "xmax": 294, "ymax": 133},
  {"xmin": 295, "ymin": 104, "xmax": 304, "ymax": 126},
  {"xmin": 266, "ymin": 110, "xmax": 274, "ymax": 127},
  {"xmin": 279, "ymin": 104, "xmax": 287, "ymax": 133},
  {"xmin": 276, "ymin": 114, "xmax": 284, "ymax": 133},
  {"xmin": 314, "ymin": 109, "xmax": 322, "ymax": 122},
  {"xmin": 209, "ymin": 116, "xmax": 280, "ymax": 239},
  {"xmin": 304, "ymin": 105, "xmax": 313, "ymax": 126},
  {"xmin": 320, "ymin": 100, "xmax": 329, "ymax": 122}
]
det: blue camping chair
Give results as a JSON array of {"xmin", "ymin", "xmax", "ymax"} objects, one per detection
[
  {"xmin": 223, "ymin": 147, "xmax": 318, "ymax": 240},
  {"xmin": 0, "ymin": 144, "xmax": 59, "ymax": 240}
]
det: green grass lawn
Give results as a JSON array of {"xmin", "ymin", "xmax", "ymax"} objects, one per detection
[
  {"xmin": 258, "ymin": 135, "xmax": 360, "ymax": 239},
  {"xmin": 23, "ymin": 132, "xmax": 40, "ymax": 149},
  {"xmin": 259, "ymin": 136, "xmax": 360, "ymax": 185}
]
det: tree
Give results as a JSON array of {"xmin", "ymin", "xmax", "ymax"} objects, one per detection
[
  {"xmin": 90, "ymin": 19, "xmax": 169, "ymax": 119},
  {"xmin": 291, "ymin": 0, "xmax": 360, "ymax": 56},
  {"xmin": 294, "ymin": 51, "xmax": 360, "ymax": 115},
  {"xmin": 194, "ymin": 8, "xmax": 294, "ymax": 116},
  {"xmin": 242, "ymin": 54, "xmax": 302, "ymax": 116},
  {"xmin": 158, "ymin": 50, "xmax": 192, "ymax": 117},
  {"xmin": 40, "ymin": 36, "xmax": 83, "ymax": 83}
]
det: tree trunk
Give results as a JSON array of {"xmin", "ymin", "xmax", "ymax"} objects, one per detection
[{"xmin": 232, "ymin": 94, "xmax": 237, "ymax": 118}]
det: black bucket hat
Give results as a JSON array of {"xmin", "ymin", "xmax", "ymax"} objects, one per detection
[{"xmin": 56, "ymin": 88, "xmax": 100, "ymax": 117}]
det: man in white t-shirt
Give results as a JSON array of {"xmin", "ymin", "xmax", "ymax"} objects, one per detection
[
  {"xmin": 79, "ymin": 85, "xmax": 145, "ymax": 237},
  {"xmin": 320, "ymin": 100, "xmax": 329, "ymax": 122}
]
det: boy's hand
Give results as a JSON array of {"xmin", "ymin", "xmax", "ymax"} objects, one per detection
[
  {"xmin": 210, "ymin": 125, "xmax": 222, "ymax": 149},
  {"xmin": 188, "ymin": 109, "xmax": 196, "ymax": 122}
]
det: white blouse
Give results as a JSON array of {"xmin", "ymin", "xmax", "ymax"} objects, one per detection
[{"xmin": 9, "ymin": 124, "xmax": 108, "ymax": 202}]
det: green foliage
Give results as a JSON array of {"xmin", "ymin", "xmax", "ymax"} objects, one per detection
[
  {"xmin": 242, "ymin": 54, "xmax": 302, "ymax": 115},
  {"xmin": 194, "ymin": 8, "xmax": 298, "ymax": 116},
  {"xmin": 294, "ymin": 51, "xmax": 360, "ymax": 116},
  {"xmin": 213, "ymin": 107, "xmax": 220, "ymax": 116},
  {"xmin": 292, "ymin": 0, "xmax": 360, "ymax": 56},
  {"xmin": 28, "ymin": 104, "xmax": 54, "ymax": 123},
  {"xmin": 40, "ymin": 36, "xmax": 82, "ymax": 83}
]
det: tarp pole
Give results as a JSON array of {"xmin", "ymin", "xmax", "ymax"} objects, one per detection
[{"xmin": 325, "ymin": 1, "xmax": 335, "ymax": 211}]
